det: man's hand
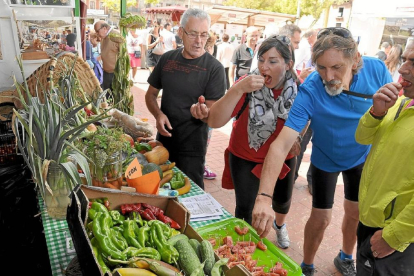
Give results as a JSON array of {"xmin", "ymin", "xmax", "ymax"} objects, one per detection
[
  {"xmin": 370, "ymin": 230, "xmax": 395, "ymax": 259},
  {"xmin": 190, "ymin": 96, "xmax": 210, "ymax": 120},
  {"xmin": 252, "ymin": 196, "xmax": 274, "ymax": 238},
  {"xmin": 155, "ymin": 113, "xmax": 172, "ymax": 137},
  {"xmin": 372, "ymin": 82, "xmax": 402, "ymax": 115},
  {"xmin": 234, "ymin": 74, "xmax": 265, "ymax": 94},
  {"xmin": 299, "ymin": 63, "xmax": 314, "ymax": 80}
]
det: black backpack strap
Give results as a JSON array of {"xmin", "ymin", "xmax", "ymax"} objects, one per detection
[
  {"xmin": 342, "ymin": 90, "xmax": 373, "ymax": 99},
  {"xmin": 235, "ymin": 93, "xmax": 251, "ymax": 120}
]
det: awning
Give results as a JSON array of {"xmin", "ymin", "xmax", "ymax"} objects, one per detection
[
  {"xmin": 206, "ymin": 5, "xmax": 296, "ymax": 27},
  {"xmin": 145, "ymin": 6, "xmax": 187, "ymax": 22}
]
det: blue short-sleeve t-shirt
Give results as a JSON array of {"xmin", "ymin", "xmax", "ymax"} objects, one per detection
[{"xmin": 286, "ymin": 56, "xmax": 392, "ymax": 172}]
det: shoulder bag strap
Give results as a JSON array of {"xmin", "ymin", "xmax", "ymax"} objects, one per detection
[{"xmin": 342, "ymin": 90, "xmax": 373, "ymax": 99}]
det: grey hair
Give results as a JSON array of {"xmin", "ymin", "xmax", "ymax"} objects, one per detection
[
  {"xmin": 381, "ymin": 41, "xmax": 390, "ymax": 49},
  {"xmin": 180, "ymin": 8, "xmax": 211, "ymax": 28},
  {"xmin": 303, "ymin": 29, "xmax": 317, "ymax": 39},
  {"xmin": 312, "ymin": 35, "xmax": 363, "ymax": 75},
  {"xmin": 279, "ymin": 24, "xmax": 301, "ymax": 38}
]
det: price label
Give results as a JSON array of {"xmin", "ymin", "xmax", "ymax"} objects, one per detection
[{"xmin": 125, "ymin": 158, "xmax": 142, "ymax": 179}]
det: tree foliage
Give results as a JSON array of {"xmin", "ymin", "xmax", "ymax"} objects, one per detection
[
  {"xmin": 102, "ymin": 0, "xmax": 137, "ymax": 13},
  {"xmin": 224, "ymin": 0, "xmax": 347, "ymax": 23}
]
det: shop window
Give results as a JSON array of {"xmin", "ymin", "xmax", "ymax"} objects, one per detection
[
  {"xmin": 381, "ymin": 17, "xmax": 414, "ymax": 47},
  {"xmin": 90, "ymin": 1, "xmax": 95, "ymax": 9},
  {"xmin": 8, "ymin": 0, "xmax": 74, "ymax": 6},
  {"xmin": 336, "ymin": 23, "xmax": 342, "ymax": 27},
  {"xmin": 16, "ymin": 19, "xmax": 76, "ymax": 58},
  {"xmin": 100, "ymin": 1, "xmax": 104, "ymax": 9}
]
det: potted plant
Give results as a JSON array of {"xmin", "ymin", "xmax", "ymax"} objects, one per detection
[
  {"xmin": 13, "ymin": 58, "xmax": 108, "ymax": 219},
  {"xmin": 80, "ymin": 126, "xmax": 132, "ymax": 189}
]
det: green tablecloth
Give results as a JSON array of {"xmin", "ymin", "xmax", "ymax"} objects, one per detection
[{"xmin": 40, "ymin": 177, "xmax": 233, "ymax": 276}]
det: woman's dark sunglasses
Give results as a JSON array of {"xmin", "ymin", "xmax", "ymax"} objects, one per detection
[{"xmin": 317, "ymin": 27, "xmax": 351, "ymax": 39}]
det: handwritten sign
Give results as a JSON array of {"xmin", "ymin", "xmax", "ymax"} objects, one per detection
[{"xmin": 125, "ymin": 158, "xmax": 142, "ymax": 179}]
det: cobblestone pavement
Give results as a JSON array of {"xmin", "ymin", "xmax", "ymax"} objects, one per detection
[{"xmin": 132, "ymin": 69, "xmax": 350, "ymax": 275}]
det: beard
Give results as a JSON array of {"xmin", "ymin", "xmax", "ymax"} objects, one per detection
[{"xmin": 323, "ymin": 80, "xmax": 343, "ymax": 96}]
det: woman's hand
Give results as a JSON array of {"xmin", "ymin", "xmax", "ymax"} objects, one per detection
[{"xmin": 233, "ymin": 75, "xmax": 265, "ymax": 95}]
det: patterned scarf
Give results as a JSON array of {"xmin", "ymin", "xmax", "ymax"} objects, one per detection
[{"xmin": 247, "ymin": 69, "xmax": 298, "ymax": 151}]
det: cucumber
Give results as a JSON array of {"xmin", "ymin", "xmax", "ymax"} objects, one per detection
[
  {"xmin": 174, "ymin": 239, "xmax": 201, "ymax": 275},
  {"xmin": 189, "ymin": 239, "xmax": 202, "ymax": 260},
  {"xmin": 200, "ymin": 240, "xmax": 215, "ymax": 275},
  {"xmin": 167, "ymin": 234, "xmax": 189, "ymax": 246}
]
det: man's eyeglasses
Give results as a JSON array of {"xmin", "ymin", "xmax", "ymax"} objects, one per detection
[
  {"xmin": 182, "ymin": 28, "xmax": 210, "ymax": 40},
  {"xmin": 317, "ymin": 27, "xmax": 352, "ymax": 39}
]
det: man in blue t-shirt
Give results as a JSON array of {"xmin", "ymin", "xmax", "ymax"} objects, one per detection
[{"xmin": 251, "ymin": 28, "xmax": 392, "ymax": 276}]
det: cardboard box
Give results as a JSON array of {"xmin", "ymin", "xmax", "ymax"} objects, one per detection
[
  {"xmin": 67, "ymin": 185, "xmax": 251, "ymax": 276},
  {"xmin": 67, "ymin": 185, "xmax": 191, "ymax": 276}
]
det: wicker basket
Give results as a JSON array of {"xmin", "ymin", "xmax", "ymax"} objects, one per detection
[{"xmin": 13, "ymin": 51, "xmax": 102, "ymax": 109}]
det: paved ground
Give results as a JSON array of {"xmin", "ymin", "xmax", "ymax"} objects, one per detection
[{"xmin": 131, "ymin": 69, "xmax": 349, "ymax": 275}]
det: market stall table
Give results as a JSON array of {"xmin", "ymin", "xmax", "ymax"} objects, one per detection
[{"xmin": 39, "ymin": 171, "xmax": 233, "ymax": 276}]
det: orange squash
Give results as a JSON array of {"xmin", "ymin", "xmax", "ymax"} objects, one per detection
[{"xmin": 144, "ymin": 146, "xmax": 169, "ymax": 165}]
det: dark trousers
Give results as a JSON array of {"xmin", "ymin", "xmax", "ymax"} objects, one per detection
[
  {"xmin": 102, "ymin": 71, "xmax": 114, "ymax": 92},
  {"xmin": 295, "ymin": 127, "xmax": 312, "ymax": 185},
  {"xmin": 356, "ymin": 222, "xmax": 414, "ymax": 276},
  {"xmin": 229, "ymin": 152, "xmax": 296, "ymax": 225},
  {"xmin": 224, "ymin": 67, "xmax": 230, "ymax": 90}
]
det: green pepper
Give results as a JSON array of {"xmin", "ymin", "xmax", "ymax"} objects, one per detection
[
  {"xmin": 91, "ymin": 201, "xmax": 109, "ymax": 216},
  {"xmin": 134, "ymin": 142, "xmax": 152, "ymax": 152},
  {"xmin": 91, "ymin": 239, "xmax": 111, "ymax": 274},
  {"xmin": 122, "ymin": 220, "xmax": 143, "ymax": 249},
  {"xmin": 129, "ymin": 211, "xmax": 144, "ymax": 227},
  {"xmin": 170, "ymin": 172, "xmax": 185, "ymax": 189},
  {"xmin": 88, "ymin": 208, "xmax": 98, "ymax": 220},
  {"xmin": 92, "ymin": 212, "xmax": 126, "ymax": 261},
  {"xmin": 110, "ymin": 228, "xmax": 128, "ymax": 251},
  {"xmin": 151, "ymin": 223, "xmax": 178, "ymax": 264},
  {"xmin": 148, "ymin": 220, "xmax": 172, "ymax": 238},
  {"xmin": 110, "ymin": 210, "xmax": 125, "ymax": 225},
  {"xmin": 100, "ymin": 213, "xmax": 114, "ymax": 236},
  {"xmin": 123, "ymin": 247, "xmax": 161, "ymax": 260},
  {"xmin": 137, "ymin": 225, "xmax": 150, "ymax": 247}
]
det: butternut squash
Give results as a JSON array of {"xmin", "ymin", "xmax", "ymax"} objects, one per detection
[{"xmin": 144, "ymin": 146, "xmax": 169, "ymax": 165}]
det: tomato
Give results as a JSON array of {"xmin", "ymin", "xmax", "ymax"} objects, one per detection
[
  {"xmin": 400, "ymin": 80, "xmax": 411, "ymax": 88},
  {"xmin": 198, "ymin": 95, "xmax": 205, "ymax": 104},
  {"xmin": 257, "ymin": 240, "xmax": 267, "ymax": 251},
  {"xmin": 235, "ymin": 226, "xmax": 249, "ymax": 235}
]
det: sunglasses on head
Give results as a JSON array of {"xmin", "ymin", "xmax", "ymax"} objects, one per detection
[
  {"xmin": 317, "ymin": 27, "xmax": 352, "ymax": 39},
  {"xmin": 269, "ymin": 35, "xmax": 291, "ymax": 46}
]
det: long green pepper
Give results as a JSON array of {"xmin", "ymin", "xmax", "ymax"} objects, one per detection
[
  {"xmin": 92, "ymin": 212, "xmax": 126, "ymax": 260},
  {"xmin": 122, "ymin": 220, "xmax": 143, "ymax": 249},
  {"xmin": 151, "ymin": 223, "xmax": 179, "ymax": 264}
]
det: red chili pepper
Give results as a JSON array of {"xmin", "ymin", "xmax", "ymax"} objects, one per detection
[
  {"xmin": 88, "ymin": 202, "xmax": 93, "ymax": 208},
  {"xmin": 103, "ymin": 198, "xmax": 110, "ymax": 210},
  {"xmin": 400, "ymin": 80, "xmax": 411, "ymax": 88},
  {"xmin": 142, "ymin": 203, "xmax": 162, "ymax": 216},
  {"xmin": 139, "ymin": 209, "xmax": 156, "ymax": 221},
  {"xmin": 157, "ymin": 212, "xmax": 181, "ymax": 229},
  {"xmin": 84, "ymin": 107, "xmax": 95, "ymax": 116},
  {"xmin": 134, "ymin": 203, "xmax": 142, "ymax": 212}
]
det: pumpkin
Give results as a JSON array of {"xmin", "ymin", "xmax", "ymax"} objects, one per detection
[
  {"xmin": 144, "ymin": 146, "xmax": 169, "ymax": 165},
  {"xmin": 142, "ymin": 163, "xmax": 163, "ymax": 179}
]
